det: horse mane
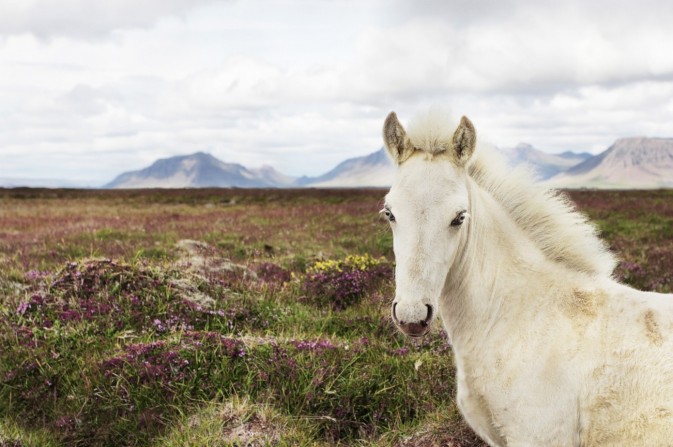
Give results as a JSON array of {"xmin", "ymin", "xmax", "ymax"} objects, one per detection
[{"xmin": 406, "ymin": 110, "xmax": 617, "ymax": 278}]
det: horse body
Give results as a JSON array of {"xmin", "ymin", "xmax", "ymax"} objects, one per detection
[
  {"xmin": 443, "ymin": 192, "xmax": 673, "ymax": 445},
  {"xmin": 381, "ymin": 110, "xmax": 673, "ymax": 446}
]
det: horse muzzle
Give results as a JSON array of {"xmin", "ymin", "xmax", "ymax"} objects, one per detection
[{"xmin": 392, "ymin": 302, "xmax": 434, "ymax": 337}]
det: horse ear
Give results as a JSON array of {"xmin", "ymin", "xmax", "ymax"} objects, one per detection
[
  {"xmin": 452, "ymin": 116, "xmax": 476, "ymax": 165},
  {"xmin": 383, "ymin": 111, "xmax": 414, "ymax": 164}
]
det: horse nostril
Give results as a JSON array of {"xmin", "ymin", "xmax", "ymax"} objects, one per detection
[
  {"xmin": 422, "ymin": 304, "xmax": 434, "ymax": 327},
  {"xmin": 392, "ymin": 302, "xmax": 401, "ymax": 323}
]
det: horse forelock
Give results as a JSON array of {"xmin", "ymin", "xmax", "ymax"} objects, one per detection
[{"xmin": 406, "ymin": 108, "xmax": 458, "ymax": 156}]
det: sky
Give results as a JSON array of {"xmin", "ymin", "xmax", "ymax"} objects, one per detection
[{"xmin": 1, "ymin": 0, "xmax": 672, "ymax": 186}]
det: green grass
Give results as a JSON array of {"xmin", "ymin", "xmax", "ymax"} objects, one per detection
[{"xmin": 1, "ymin": 188, "xmax": 672, "ymax": 446}]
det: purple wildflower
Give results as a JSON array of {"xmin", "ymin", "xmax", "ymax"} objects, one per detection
[
  {"xmin": 291, "ymin": 338, "xmax": 339, "ymax": 353},
  {"xmin": 255, "ymin": 263, "xmax": 292, "ymax": 286},
  {"xmin": 25, "ymin": 270, "xmax": 50, "ymax": 281},
  {"xmin": 153, "ymin": 319, "xmax": 166, "ymax": 333},
  {"xmin": 301, "ymin": 258, "xmax": 393, "ymax": 310},
  {"xmin": 392, "ymin": 347, "xmax": 409, "ymax": 356},
  {"xmin": 16, "ymin": 301, "xmax": 30, "ymax": 316}
]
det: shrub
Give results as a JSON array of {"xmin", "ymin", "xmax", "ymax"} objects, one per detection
[
  {"xmin": 301, "ymin": 255, "xmax": 393, "ymax": 310},
  {"xmin": 255, "ymin": 262, "xmax": 292, "ymax": 289}
]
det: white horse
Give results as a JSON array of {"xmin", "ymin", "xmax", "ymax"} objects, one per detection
[{"xmin": 381, "ymin": 109, "xmax": 673, "ymax": 446}]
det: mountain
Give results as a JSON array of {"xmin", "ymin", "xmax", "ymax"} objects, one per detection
[
  {"xmin": 104, "ymin": 152, "xmax": 294, "ymax": 189},
  {"xmin": 503, "ymin": 143, "xmax": 592, "ymax": 180},
  {"xmin": 546, "ymin": 137, "xmax": 673, "ymax": 189},
  {"xmin": 101, "ymin": 138, "xmax": 673, "ymax": 190},
  {"xmin": 251, "ymin": 165, "xmax": 295, "ymax": 187},
  {"xmin": 297, "ymin": 143, "xmax": 591, "ymax": 188},
  {"xmin": 297, "ymin": 148, "xmax": 394, "ymax": 187}
]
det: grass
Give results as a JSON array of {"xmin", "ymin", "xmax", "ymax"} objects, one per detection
[
  {"xmin": 1, "ymin": 187, "xmax": 672, "ymax": 446},
  {"xmin": 571, "ymin": 189, "xmax": 673, "ymax": 293}
]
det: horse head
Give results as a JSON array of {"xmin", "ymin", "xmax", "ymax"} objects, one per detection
[{"xmin": 382, "ymin": 111, "xmax": 476, "ymax": 337}]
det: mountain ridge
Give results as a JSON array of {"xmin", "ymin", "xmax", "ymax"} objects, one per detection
[
  {"xmin": 502, "ymin": 143, "xmax": 592, "ymax": 180},
  {"xmin": 47, "ymin": 136, "xmax": 673, "ymax": 190},
  {"xmin": 546, "ymin": 137, "xmax": 673, "ymax": 188},
  {"xmin": 296, "ymin": 149, "xmax": 394, "ymax": 188},
  {"xmin": 104, "ymin": 152, "xmax": 294, "ymax": 189}
]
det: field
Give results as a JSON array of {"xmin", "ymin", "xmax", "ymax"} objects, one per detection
[{"xmin": 1, "ymin": 187, "xmax": 672, "ymax": 447}]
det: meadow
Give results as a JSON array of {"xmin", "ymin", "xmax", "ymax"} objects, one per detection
[{"xmin": 0, "ymin": 187, "xmax": 671, "ymax": 447}]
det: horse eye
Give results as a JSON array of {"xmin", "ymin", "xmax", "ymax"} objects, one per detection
[
  {"xmin": 381, "ymin": 208, "xmax": 396, "ymax": 222},
  {"xmin": 451, "ymin": 211, "xmax": 466, "ymax": 227}
]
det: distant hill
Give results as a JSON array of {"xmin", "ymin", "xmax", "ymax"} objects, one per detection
[
  {"xmin": 503, "ymin": 143, "xmax": 592, "ymax": 180},
  {"xmin": 296, "ymin": 149, "xmax": 394, "ymax": 187},
  {"xmin": 297, "ymin": 144, "xmax": 592, "ymax": 187},
  {"xmin": 100, "ymin": 138, "xmax": 673, "ymax": 190},
  {"xmin": 546, "ymin": 138, "xmax": 673, "ymax": 189},
  {"xmin": 104, "ymin": 152, "xmax": 294, "ymax": 189}
]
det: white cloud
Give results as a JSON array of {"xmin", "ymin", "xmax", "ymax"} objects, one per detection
[
  {"xmin": 343, "ymin": 1, "xmax": 673, "ymax": 97},
  {"xmin": 0, "ymin": 0, "xmax": 672, "ymax": 184},
  {"xmin": 0, "ymin": 0, "xmax": 222, "ymax": 39}
]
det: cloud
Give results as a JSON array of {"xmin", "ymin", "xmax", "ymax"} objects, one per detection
[
  {"xmin": 0, "ymin": 0, "xmax": 222, "ymax": 39},
  {"xmin": 344, "ymin": 1, "xmax": 673, "ymax": 98},
  {"xmin": 1, "ymin": 0, "xmax": 672, "ymax": 184}
]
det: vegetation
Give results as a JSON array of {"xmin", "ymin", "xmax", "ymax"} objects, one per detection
[{"xmin": 1, "ymin": 187, "xmax": 671, "ymax": 446}]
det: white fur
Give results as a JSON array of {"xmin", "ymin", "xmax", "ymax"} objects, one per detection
[{"xmin": 383, "ymin": 110, "xmax": 673, "ymax": 446}]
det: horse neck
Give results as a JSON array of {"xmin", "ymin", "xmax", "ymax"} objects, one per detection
[{"xmin": 439, "ymin": 178, "xmax": 550, "ymax": 346}]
